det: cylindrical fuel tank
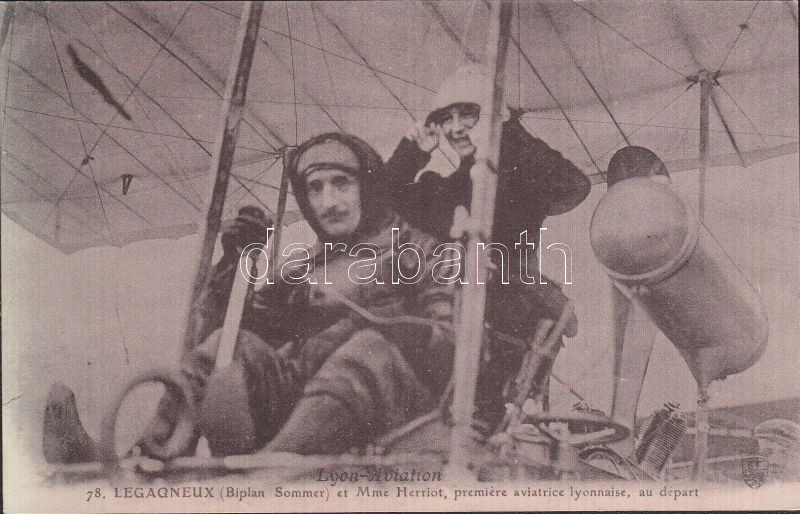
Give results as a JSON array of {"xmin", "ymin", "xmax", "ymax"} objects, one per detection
[{"xmin": 590, "ymin": 177, "xmax": 768, "ymax": 389}]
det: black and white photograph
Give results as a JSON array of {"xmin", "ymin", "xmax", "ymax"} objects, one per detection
[{"xmin": 1, "ymin": 1, "xmax": 798, "ymax": 511}]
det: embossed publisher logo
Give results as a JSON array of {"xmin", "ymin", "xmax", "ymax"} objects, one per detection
[{"xmin": 741, "ymin": 456, "xmax": 770, "ymax": 489}]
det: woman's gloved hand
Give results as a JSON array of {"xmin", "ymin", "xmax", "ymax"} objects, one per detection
[
  {"xmin": 220, "ymin": 206, "xmax": 274, "ymax": 257},
  {"xmin": 405, "ymin": 121, "xmax": 440, "ymax": 153}
]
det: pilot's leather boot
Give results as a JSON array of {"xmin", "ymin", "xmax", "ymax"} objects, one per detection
[
  {"xmin": 42, "ymin": 382, "xmax": 97, "ymax": 463},
  {"xmin": 266, "ymin": 394, "xmax": 358, "ymax": 455},
  {"xmin": 197, "ymin": 362, "xmax": 259, "ymax": 456}
]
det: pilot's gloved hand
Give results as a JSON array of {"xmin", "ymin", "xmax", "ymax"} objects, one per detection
[{"xmin": 220, "ymin": 206, "xmax": 274, "ymax": 257}]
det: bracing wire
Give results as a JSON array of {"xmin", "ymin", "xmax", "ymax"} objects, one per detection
[
  {"xmin": 4, "ymin": 152, "xmax": 112, "ymax": 242},
  {"xmin": 24, "ymin": 4, "xmax": 281, "ymax": 217},
  {"xmin": 520, "ymin": 110, "xmax": 792, "ymax": 140},
  {"xmin": 711, "ymin": 92, "xmax": 746, "ymax": 164},
  {"xmin": 259, "ymin": 29, "xmax": 345, "ymax": 133},
  {"xmin": 511, "ymin": 34, "xmax": 604, "ymax": 177},
  {"xmin": 5, "ymin": 149, "xmax": 115, "ymax": 214},
  {"xmin": 569, "ymin": 0, "xmax": 686, "ymax": 79},
  {"xmin": 320, "ymin": 5, "xmax": 459, "ymax": 170},
  {"xmin": 224, "ymin": 155, "xmax": 283, "ymax": 217},
  {"xmin": 2, "ymin": 206, "xmax": 96, "ymax": 238},
  {"xmin": 42, "ymin": 5, "xmax": 113, "ymax": 235},
  {"xmin": 285, "ymin": 1, "xmax": 299, "ymax": 145},
  {"xmin": 232, "ymin": 171, "xmax": 297, "ymax": 196},
  {"xmin": 11, "ymin": 60, "xmax": 204, "ymax": 213},
  {"xmin": 79, "ymin": 5, "xmax": 192, "ymax": 179},
  {"xmin": 3, "ymin": 106, "xmax": 276, "ymax": 154},
  {"xmin": 717, "ymin": 2, "xmax": 760, "ymax": 74},
  {"xmin": 715, "ymin": 81, "xmax": 769, "ymax": 146},
  {"xmin": 539, "ymin": 2, "xmax": 630, "ymax": 146},
  {"xmin": 7, "ymin": 90, "xmax": 476, "ymax": 115},
  {"xmin": 74, "ymin": 5, "xmax": 204, "ymax": 203},
  {"xmin": 103, "ymin": 2, "xmax": 285, "ymax": 151},
  {"xmin": 5, "ymin": 112, "xmax": 155, "ymax": 226},
  {"xmin": 199, "ymin": 1, "xmax": 438, "ymax": 94},
  {"xmin": 97, "ymin": 2, "xmax": 296, "ymax": 215},
  {"xmin": 309, "ymin": 2, "xmax": 346, "ymax": 131},
  {"xmin": 594, "ymin": 83, "xmax": 695, "ymax": 163},
  {"xmin": 516, "ymin": 0, "xmax": 521, "ymax": 108},
  {"xmin": 0, "ymin": 2, "xmax": 15, "ymax": 152},
  {"xmin": 17, "ymin": 5, "xmax": 224, "ymax": 206},
  {"xmin": 421, "ymin": 1, "xmax": 480, "ymax": 63},
  {"xmin": 470, "ymin": 0, "xmax": 601, "ymax": 175},
  {"xmin": 114, "ymin": 304, "xmax": 131, "ymax": 365}
]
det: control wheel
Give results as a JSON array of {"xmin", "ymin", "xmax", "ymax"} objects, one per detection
[
  {"xmin": 524, "ymin": 411, "xmax": 630, "ymax": 445},
  {"xmin": 99, "ymin": 369, "xmax": 196, "ymax": 473}
]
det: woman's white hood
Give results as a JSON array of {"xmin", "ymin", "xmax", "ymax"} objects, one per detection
[{"xmin": 427, "ymin": 63, "xmax": 510, "ymax": 123}]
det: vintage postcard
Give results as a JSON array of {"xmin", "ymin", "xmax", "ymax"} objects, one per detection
[{"xmin": 1, "ymin": 1, "xmax": 798, "ymax": 512}]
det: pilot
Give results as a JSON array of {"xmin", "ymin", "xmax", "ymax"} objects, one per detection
[{"xmin": 45, "ymin": 132, "xmax": 456, "ymax": 459}]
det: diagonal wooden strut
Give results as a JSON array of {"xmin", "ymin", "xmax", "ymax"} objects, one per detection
[{"xmin": 181, "ymin": 2, "xmax": 264, "ymax": 357}]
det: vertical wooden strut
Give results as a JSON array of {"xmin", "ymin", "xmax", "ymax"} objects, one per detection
[
  {"xmin": 694, "ymin": 70, "xmax": 712, "ymax": 482},
  {"xmin": 698, "ymin": 72, "xmax": 711, "ymax": 221},
  {"xmin": 180, "ymin": 2, "xmax": 264, "ymax": 358},
  {"xmin": 218, "ymin": 149, "xmax": 291, "ymax": 369},
  {"xmin": 447, "ymin": 0, "xmax": 512, "ymax": 479},
  {"xmin": 694, "ymin": 387, "xmax": 710, "ymax": 481}
]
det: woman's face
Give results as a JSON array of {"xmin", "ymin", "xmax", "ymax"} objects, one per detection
[{"xmin": 439, "ymin": 104, "xmax": 479, "ymax": 158}]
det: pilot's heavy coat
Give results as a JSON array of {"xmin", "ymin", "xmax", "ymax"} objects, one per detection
[{"xmin": 148, "ymin": 133, "xmax": 455, "ymax": 456}]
